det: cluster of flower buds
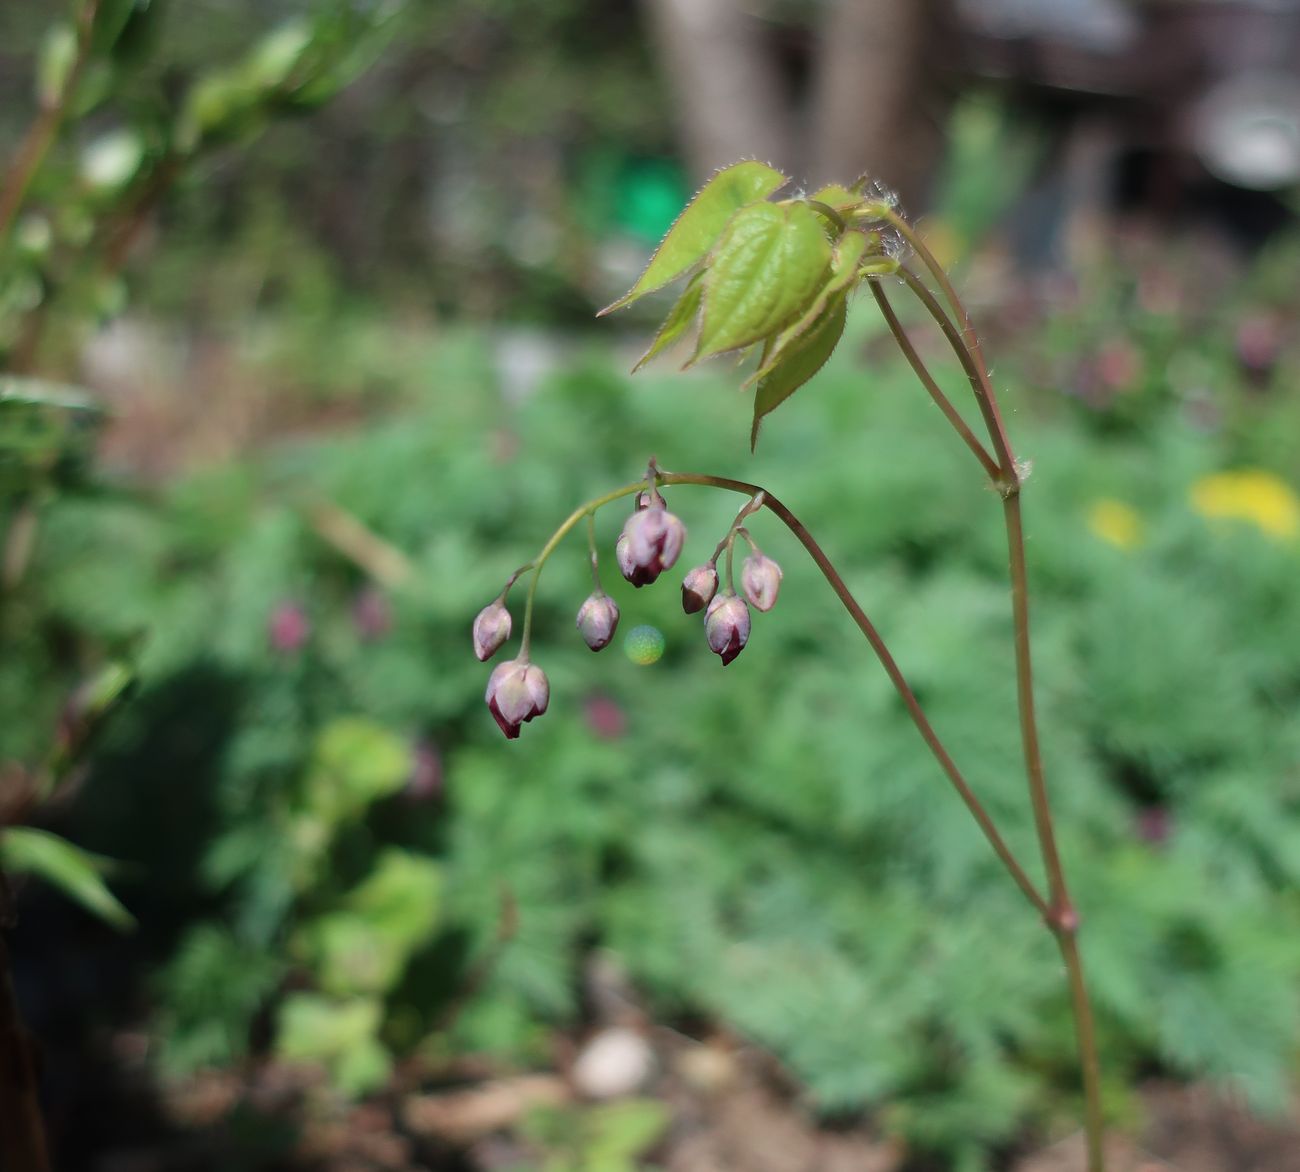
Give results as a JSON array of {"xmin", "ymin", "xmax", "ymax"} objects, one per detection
[
  {"xmin": 616, "ymin": 494, "xmax": 686, "ymax": 587},
  {"xmin": 681, "ymin": 539, "xmax": 782, "ymax": 667},
  {"xmin": 473, "ymin": 482, "xmax": 785, "ymax": 735}
]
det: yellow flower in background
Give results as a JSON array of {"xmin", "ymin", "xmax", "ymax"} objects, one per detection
[
  {"xmin": 1087, "ymin": 498, "xmax": 1144, "ymax": 549},
  {"xmin": 1190, "ymin": 470, "xmax": 1300, "ymax": 541}
]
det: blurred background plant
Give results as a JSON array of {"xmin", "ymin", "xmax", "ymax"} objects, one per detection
[{"xmin": 4, "ymin": 1, "xmax": 1300, "ymax": 1171}]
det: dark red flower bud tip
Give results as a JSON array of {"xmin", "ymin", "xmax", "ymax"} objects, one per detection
[
  {"xmin": 618, "ymin": 503, "xmax": 686, "ymax": 588},
  {"xmin": 705, "ymin": 593, "xmax": 751, "ymax": 666},
  {"xmin": 485, "ymin": 658, "xmax": 550, "ymax": 739},
  {"xmin": 681, "ymin": 564, "xmax": 719, "ymax": 614}
]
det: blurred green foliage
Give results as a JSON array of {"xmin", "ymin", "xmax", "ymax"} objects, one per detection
[{"xmin": 3, "ymin": 283, "xmax": 1297, "ymax": 1162}]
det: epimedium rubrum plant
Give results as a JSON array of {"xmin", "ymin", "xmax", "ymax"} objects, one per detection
[{"xmin": 473, "ymin": 162, "xmax": 1110, "ymax": 1170}]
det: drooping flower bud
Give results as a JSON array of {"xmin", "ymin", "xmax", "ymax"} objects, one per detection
[
  {"xmin": 485, "ymin": 658, "xmax": 549, "ymax": 739},
  {"xmin": 704, "ymin": 592, "xmax": 751, "ymax": 666},
  {"xmin": 680, "ymin": 564, "xmax": 719, "ymax": 614},
  {"xmin": 618, "ymin": 504, "xmax": 686, "ymax": 587},
  {"xmin": 741, "ymin": 552, "xmax": 783, "ymax": 612},
  {"xmin": 576, "ymin": 591, "xmax": 620, "ymax": 651},
  {"xmin": 472, "ymin": 600, "xmax": 512, "ymax": 661}
]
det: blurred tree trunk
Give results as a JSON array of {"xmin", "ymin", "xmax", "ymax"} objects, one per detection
[
  {"xmin": 809, "ymin": 0, "xmax": 941, "ymax": 206},
  {"xmin": 640, "ymin": 0, "xmax": 794, "ymax": 180},
  {"xmin": 643, "ymin": 0, "xmax": 942, "ymax": 206}
]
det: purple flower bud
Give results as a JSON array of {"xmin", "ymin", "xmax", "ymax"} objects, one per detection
[
  {"xmin": 705, "ymin": 593, "xmax": 750, "ymax": 666},
  {"xmin": 352, "ymin": 586, "xmax": 393, "ymax": 641},
  {"xmin": 681, "ymin": 564, "xmax": 719, "ymax": 614},
  {"xmin": 269, "ymin": 602, "xmax": 311, "ymax": 654},
  {"xmin": 615, "ymin": 532, "xmax": 653, "ymax": 587},
  {"xmin": 576, "ymin": 591, "xmax": 620, "ymax": 651},
  {"xmin": 618, "ymin": 505, "xmax": 686, "ymax": 587},
  {"xmin": 473, "ymin": 600, "xmax": 513, "ymax": 662},
  {"xmin": 485, "ymin": 658, "xmax": 550, "ymax": 739},
  {"xmin": 741, "ymin": 552, "xmax": 783, "ymax": 612}
]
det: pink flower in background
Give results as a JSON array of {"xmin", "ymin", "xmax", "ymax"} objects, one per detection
[{"xmin": 268, "ymin": 601, "xmax": 311, "ymax": 654}]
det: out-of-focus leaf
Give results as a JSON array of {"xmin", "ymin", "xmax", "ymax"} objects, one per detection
[
  {"xmin": 693, "ymin": 201, "xmax": 830, "ymax": 362},
  {"xmin": 584, "ymin": 1099, "xmax": 670, "ymax": 1161},
  {"xmin": 91, "ymin": 0, "xmax": 152, "ymax": 58},
  {"xmin": 299, "ymin": 849, "xmax": 442, "ymax": 995},
  {"xmin": 302, "ymin": 716, "xmax": 409, "ymax": 826},
  {"xmin": 750, "ymin": 295, "xmax": 847, "ymax": 451},
  {"xmin": 36, "ymin": 24, "xmax": 77, "ymax": 106},
  {"xmin": 0, "ymin": 827, "xmax": 134, "ymax": 930},
  {"xmin": 599, "ymin": 161, "xmax": 787, "ymax": 314},
  {"xmin": 276, "ymin": 993, "xmax": 389, "ymax": 1094}
]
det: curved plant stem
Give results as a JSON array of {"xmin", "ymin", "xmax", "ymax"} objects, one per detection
[
  {"xmin": 519, "ymin": 481, "xmax": 648, "ymax": 658},
  {"xmin": 657, "ymin": 471, "xmax": 1051, "ymax": 922},
  {"xmin": 0, "ymin": 1, "xmax": 100, "ymax": 244},
  {"xmin": 897, "ymin": 267, "xmax": 1016, "ymax": 482},
  {"xmin": 882, "ymin": 210, "xmax": 995, "ymax": 384},
  {"xmin": 867, "ymin": 280, "xmax": 1000, "ymax": 481}
]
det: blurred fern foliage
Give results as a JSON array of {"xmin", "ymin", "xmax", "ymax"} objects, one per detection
[{"xmin": 10, "ymin": 299, "xmax": 1300, "ymax": 1165}]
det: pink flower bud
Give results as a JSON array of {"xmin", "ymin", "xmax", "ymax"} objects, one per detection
[
  {"xmin": 741, "ymin": 552, "xmax": 783, "ymax": 612},
  {"xmin": 268, "ymin": 601, "xmax": 311, "ymax": 654},
  {"xmin": 705, "ymin": 592, "xmax": 750, "ymax": 666},
  {"xmin": 576, "ymin": 591, "xmax": 620, "ymax": 651},
  {"xmin": 618, "ymin": 505, "xmax": 686, "ymax": 587},
  {"xmin": 485, "ymin": 658, "xmax": 549, "ymax": 739},
  {"xmin": 681, "ymin": 564, "xmax": 719, "ymax": 614},
  {"xmin": 472, "ymin": 600, "xmax": 512, "ymax": 661}
]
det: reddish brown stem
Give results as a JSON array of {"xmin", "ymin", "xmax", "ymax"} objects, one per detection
[
  {"xmin": 0, "ymin": 1, "xmax": 101, "ymax": 243},
  {"xmin": 658, "ymin": 471, "xmax": 1051, "ymax": 921}
]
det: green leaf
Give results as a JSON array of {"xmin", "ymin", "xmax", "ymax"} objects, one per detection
[
  {"xmin": 585, "ymin": 1099, "xmax": 670, "ymax": 1162},
  {"xmin": 599, "ymin": 161, "xmax": 787, "ymax": 315},
  {"xmin": 305, "ymin": 716, "xmax": 409, "ymax": 824},
  {"xmin": 751, "ymin": 230, "xmax": 867, "ymax": 380},
  {"xmin": 276, "ymin": 993, "xmax": 389, "ymax": 1095},
  {"xmin": 0, "ymin": 828, "xmax": 134, "ymax": 930},
  {"xmin": 750, "ymin": 295, "xmax": 848, "ymax": 451},
  {"xmin": 631, "ymin": 270, "xmax": 703, "ymax": 371},
  {"xmin": 808, "ymin": 183, "xmax": 860, "ymax": 211},
  {"xmin": 693, "ymin": 201, "xmax": 831, "ymax": 363}
]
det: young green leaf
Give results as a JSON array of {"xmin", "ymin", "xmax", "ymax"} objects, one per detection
[
  {"xmin": 693, "ymin": 201, "xmax": 831, "ymax": 363},
  {"xmin": 0, "ymin": 827, "xmax": 134, "ymax": 930},
  {"xmin": 598, "ymin": 161, "xmax": 787, "ymax": 315},
  {"xmin": 750, "ymin": 230, "xmax": 867, "ymax": 380},
  {"xmin": 808, "ymin": 183, "xmax": 860, "ymax": 210},
  {"xmin": 750, "ymin": 295, "xmax": 848, "ymax": 451},
  {"xmin": 632, "ymin": 270, "xmax": 703, "ymax": 371}
]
